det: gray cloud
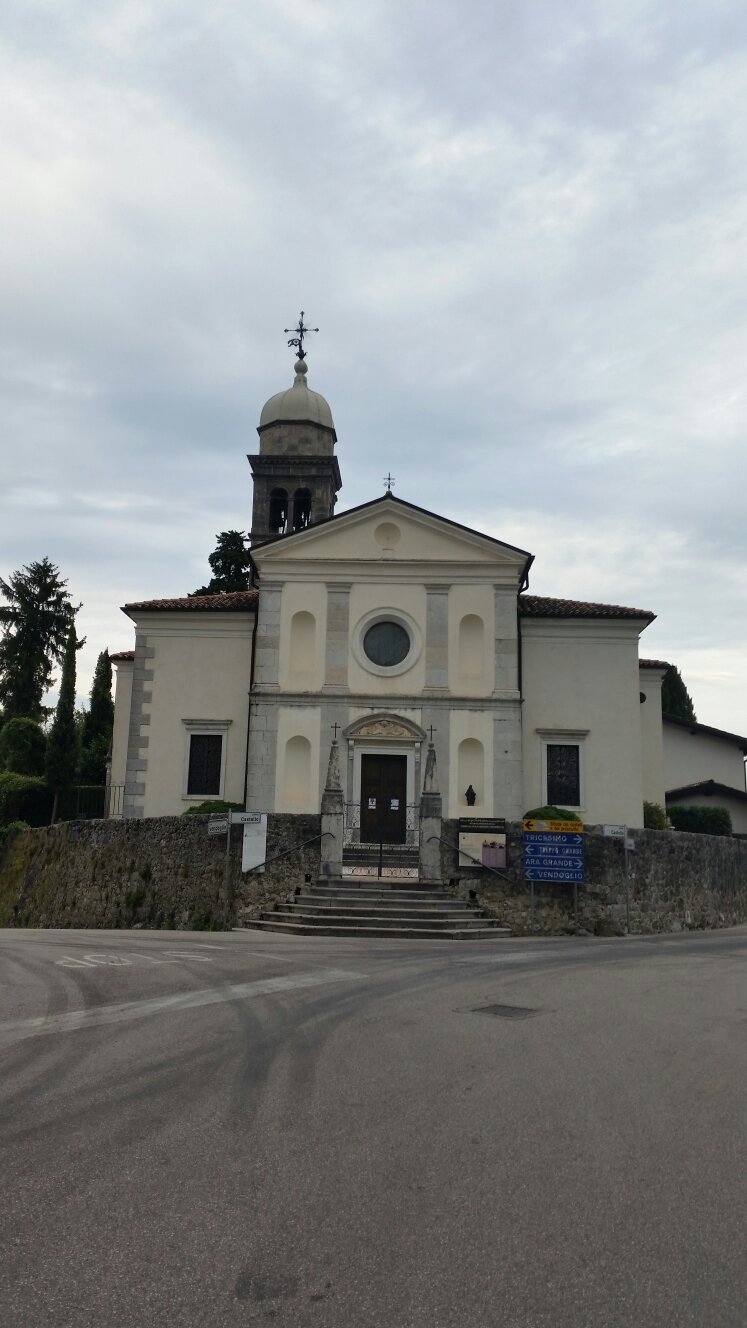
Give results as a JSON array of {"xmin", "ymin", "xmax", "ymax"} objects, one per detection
[{"xmin": 2, "ymin": 0, "xmax": 747, "ymax": 728}]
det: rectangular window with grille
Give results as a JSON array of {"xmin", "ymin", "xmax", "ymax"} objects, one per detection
[
  {"xmin": 187, "ymin": 734, "xmax": 223, "ymax": 796},
  {"xmin": 546, "ymin": 743, "xmax": 581, "ymax": 807}
]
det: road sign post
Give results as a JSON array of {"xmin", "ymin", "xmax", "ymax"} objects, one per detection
[
  {"xmin": 522, "ymin": 820, "xmax": 585, "ymax": 930},
  {"xmin": 604, "ymin": 823, "xmax": 631, "ymax": 933}
]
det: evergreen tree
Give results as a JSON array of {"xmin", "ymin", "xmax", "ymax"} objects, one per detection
[
  {"xmin": 0, "ymin": 716, "xmax": 47, "ymax": 775},
  {"xmin": 191, "ymin": 531, "xmax": 252, "ymax": 596},
  {"xmin": 661, "ymin": 664, "xmax": 697, "ymax": 721},
  {"xmin": 80, "ymin": 650, "xmax": 114, "ymax": 783},
  {"xmin": 45, "ymin": 626, "xmax": 80, "ymax": 823},
  {"xmin": 0, "ymin": 559, "xmax": 80, "ymax": 720}
]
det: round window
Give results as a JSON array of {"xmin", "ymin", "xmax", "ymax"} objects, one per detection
[{"xmin": 363, "ymin": 621, "xmax": 410, "ymax": 667}]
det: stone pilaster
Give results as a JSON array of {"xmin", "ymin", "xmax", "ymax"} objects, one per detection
[
  {"xmin": 253, "ymin": 583, "xmax": 282, "ymax": 691},
  {"xmin": 122, "ymin": 636, "xmax": 155, "ymax": 819},
  {"xmin": 424, "ymin": 585, "xmax": 450, "ymax": 693},
  {"xmin": 493, "ymin": 587, "xmax": 519, "ymax": 694},
  {"xmin": 323, "ymin": 583, "xmax": 351, "ymax": 691}
]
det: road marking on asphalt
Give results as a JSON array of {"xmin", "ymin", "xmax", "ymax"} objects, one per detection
[
  {"xmin": 0, "ymin": 968, "xmax": 365, "ymax": 1042},
  {"xmin": 55, "ymin": 949, "xmax": 219, "ymax": 968}
]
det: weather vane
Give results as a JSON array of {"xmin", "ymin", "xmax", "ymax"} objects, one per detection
[
  {"xmin": 284, "ymin": 311, "xmax": 318, "ymax": 361},
  {"xmin": 383, "ymin": 473, "xmax": 395, "ymax": 492}
]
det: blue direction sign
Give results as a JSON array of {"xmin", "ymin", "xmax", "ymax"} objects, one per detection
[{"xmin": 523, "ymin": 830, "xmax": 585, "ymax": 883}]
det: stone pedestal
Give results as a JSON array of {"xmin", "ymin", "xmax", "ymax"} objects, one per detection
[
  {"xmin": 319, "ymin": 739, "xmax": 344, "ymax": 879},
  {"xmin": 419, "ymin": 743, "xmax": 443, "ymax": 882}
]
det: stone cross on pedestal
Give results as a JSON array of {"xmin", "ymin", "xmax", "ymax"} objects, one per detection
[
  {"xmin": 419, "ymin": 742, "xmax": 443, "ymax": 883},
  {"xmin": 320, "ymin": 738, "xmax": 344, "ymax": 879}
]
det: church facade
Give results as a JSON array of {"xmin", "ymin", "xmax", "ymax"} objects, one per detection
[{"xmin": 110, "ymin": 353, "xmax": 668, "ymax": 836}]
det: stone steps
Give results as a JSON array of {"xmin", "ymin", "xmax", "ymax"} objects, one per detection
[
  {"xmin": 244, "ymin": 919, "xmax": 510, "ymax": 941},
  {"xmin": 241, "ymin": 880, "xmax": 511, "ymax": 941},
  {"xmin": 272, "ymin": 907, "xmax": 491, "ymax": 927}
]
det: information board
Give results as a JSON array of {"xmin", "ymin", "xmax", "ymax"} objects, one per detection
[
  {"xmin": 240, "ymin": 812, "xmax": 268, "ymax": 873},
  {"xmin": 522, "ymin": 828, "xmax": 585, "ymax": 883},
  {"xmin": 458, "ymin": 818, "xmax": 507, "ymax": 869}
]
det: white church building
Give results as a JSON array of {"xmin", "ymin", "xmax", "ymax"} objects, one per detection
[{"xmin": 110, "ymin": 348, "xmax": 674, "ymax": 836}]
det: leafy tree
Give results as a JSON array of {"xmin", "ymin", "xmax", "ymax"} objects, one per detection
[
  {"xmin": 0, "ymin": 559, "xmax": 80, "ymax": 720},
  {"xmin": 0, "ymin": 717, "xmax": 47, "ymax": 776},
  {"xmin": 661, "ymin": 665, "xmax": 696, "ymax": 721},
  {"xmin": 79, "ymin": 650, "xmax": 114, "ymax": 783},
  {"xmin": 191, "ymin": 531, "xmax": 252, "ymax": 596},
  {"xmin": 45, "ymin": 626, "xmax": 80, "ymax": 823}
]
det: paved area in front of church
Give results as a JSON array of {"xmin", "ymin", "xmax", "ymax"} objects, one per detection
[{"xmin": 2, "ymin": 925, "xmax": 745, "ymax": 1328}]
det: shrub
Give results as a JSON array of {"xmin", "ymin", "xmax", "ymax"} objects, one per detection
[
  {"xmin": 0, "ymin": 819, "xmax": 31, "ymax": 853},
  {"xmin": 668, "ymin": 805, "xmax": 732, "ymax": 837},
  {"xmin": 0, "ymin": 718, "xmax": 47, "ymax": 776},
  {"xmin": 643, "ymin": 801, "xmax": 670, "ymax": 830},
  {"xmin": 182, "ymin": 800, "xmax": 245, "ymax": 816},
  {"xmin": 0, "ymin": 772, "xmax": 54, "ymax": 827},
  {"xmin": 523, "ymin": 805, "xmax": 582, "ymax": 822}
]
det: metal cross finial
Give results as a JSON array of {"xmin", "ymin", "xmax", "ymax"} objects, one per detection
[
  {"xmin": 427, "ymin": 724, "xmax": 437, "ymax": 742},
  {"xmin": 383, "ymin": 473, "xmax": 395, "ymax": 492},
  {"xmin": 284, "ymin": 311, "xmax": 319, "ymax": 361},
  {"xmin": 331, "ymin": 722, "xmax": 340, "ymax": 739}
]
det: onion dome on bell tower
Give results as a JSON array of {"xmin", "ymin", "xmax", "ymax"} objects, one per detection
[{"xmin": 248, "ymin": 313, "xmax": 342, "ymax": 544}]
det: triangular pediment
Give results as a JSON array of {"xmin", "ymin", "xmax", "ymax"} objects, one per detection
[{"xmin": 251, "ymin": 495, "xmax": 533, "ymax": 576}]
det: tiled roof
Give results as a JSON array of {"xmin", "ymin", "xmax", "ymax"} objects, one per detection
[
  {"xmin": 123, "ymin": 590, "xmax": 258, "ymax": 612},
  {"xmin": 666, "ymin": 780, "xmax": 747, "ymax": 803},
  {"xmin": 662, "ymin": 713, "xmax": 747, "ymax": 751},
  {"xmin": 640, "ymin": 658, "xmax": 672, "ymax": 670},
  {"xmin": 109, "ymin": 650, "xmax": 135, "ymax": 662},
  {"xmin": 519, "ymin": 594, "xmax": 655, "ymax": 621}
]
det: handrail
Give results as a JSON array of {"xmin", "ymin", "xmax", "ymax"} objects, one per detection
[
  {"xmin": 428, "ymin": 833, "xmax": 513, "ymax": 884},
  {"xmin": 244, "ymin": 831, "xmax": 332, "ymax": 874}
]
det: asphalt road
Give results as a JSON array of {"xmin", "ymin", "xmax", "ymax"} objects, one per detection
[{"xmin": 1, "ymin": 926, "xmax": 745, "ymax": 1328}]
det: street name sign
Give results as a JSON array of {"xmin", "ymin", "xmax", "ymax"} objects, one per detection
[
  {"xmin": 603, "ymin": 823, "xmax": 626, "ymax": 838},
  {"xmin": 208, "ymin": 815, "xmax": 229, "ymax": 836}
]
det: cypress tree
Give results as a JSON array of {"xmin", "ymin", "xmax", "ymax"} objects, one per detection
[
  {"xmin": 45, "ymin": 626, "xmax": 80, "ymax": 823},
  {"xmin": 661, "ymin": 665, "xmax": 697, "ymax": 721},
  {"xmin": 80, "ymin": 651, "xmax": 114, "ymax": 783}
]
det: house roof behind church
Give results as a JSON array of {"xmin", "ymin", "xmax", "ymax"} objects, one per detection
[
  {"xmin": 110, "ymin": 650, "xmax": 135, "ymax": 662},
  {"xmin": 123, "ymin": 590, "xmax": 258, "ymax": 613},
  {"xmin": 662, "ymin": 713, "xmax": 747, "ymax": 752},
  {"xmin": 519, "ymin": 595, "xmax": 655, "ymax": 621},
  {"xmin": 639, "ymin": 658, "xmax": 673, "ymax": 669}
]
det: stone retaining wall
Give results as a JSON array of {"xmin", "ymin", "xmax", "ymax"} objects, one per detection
[
  {"xmin": 439, "ymin": 820, "xmax": 747, "ymax": 935},
  {"xmin": 0, "ymin": 814, "xmax": 320, "ymax": 931},
  {"xmin": 1, "ymin": 814, "xmax": 746, "ymax": 935}
]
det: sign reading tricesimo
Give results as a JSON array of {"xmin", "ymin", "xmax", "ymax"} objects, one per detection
[{"xmin": 522, "ymin": 820, "xmax": 585, "ymax": 884}]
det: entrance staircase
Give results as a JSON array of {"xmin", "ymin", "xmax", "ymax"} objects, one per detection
[{"xmin": 241, "ymin": 879, "xmax": 512, "ymax": 941}]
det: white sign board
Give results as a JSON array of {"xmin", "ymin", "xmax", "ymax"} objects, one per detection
[
  {"xmin": 231, "ymin": 810, "xmax": 264, "ymax": 825},
  {"xmin": 241, "ymin": 813, "xmax": 268, "ymax": 873},
  {"xmin": 208, "ymin": 815, "xmax": 229, "ymax": 837},
  {"xmin": 603, "ymin": 823, "xmax": 626, "ymax": 838}
]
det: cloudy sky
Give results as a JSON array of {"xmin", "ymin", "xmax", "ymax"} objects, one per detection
[{"xmin": 2, "ymin": 0, "xmax": 747, "ymax": 733}]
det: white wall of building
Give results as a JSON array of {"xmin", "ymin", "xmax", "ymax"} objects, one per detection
[
  {"xmin": 639, "ymin": 667, "xmax": 667, "ymax": 807},
  {"xmin": 120, "ymin": 611, "xmax": 254, "ymax": 818},
  {"xmin": 521, "ymin": 620, "xmax": 648, "ymax": 826},
  {"xmin": 663, "ymin": 721, "xmax": 747, "ymax": 793},
  {"xmin": 110, "ymin": 661, "xmax": 133, "ymax": 797}
]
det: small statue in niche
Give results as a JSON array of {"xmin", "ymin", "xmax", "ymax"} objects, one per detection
[{"xmin": 465, "ymin": 784, "xmax": 477, "ymax": 806}]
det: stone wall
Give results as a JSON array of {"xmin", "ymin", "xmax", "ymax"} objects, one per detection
[
  {"xmin": 439, "ymin": 819, "xmax": 747, "ymax": 935},
  {"xmin": 0, "ymin": 814, "xmax": 321, "ymax": 931},
  {"xmin": 2, "ymin": 813, "xmax": 746, "ymax": 935}
]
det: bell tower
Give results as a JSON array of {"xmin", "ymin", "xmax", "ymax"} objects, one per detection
[{"xmin": 248, "ymin": 314, "xmax": 342, "ymax": 545}]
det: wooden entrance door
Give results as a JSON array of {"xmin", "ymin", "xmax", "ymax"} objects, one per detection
[{"xmin": 360, "ymin": 754, "xmax": 407, "ymax": 844}]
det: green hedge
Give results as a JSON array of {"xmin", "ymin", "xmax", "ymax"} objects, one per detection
[
  {"xmin": 668, "ymin": 805, "xmax": 732, "ymax": 837},
  {"xmin": 523, "ymin": 805, "xmax": 582, "ymax": 822},
  {"xmin": 0, "ymin": 773, "xmax": 54, "ymax": 827}
]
